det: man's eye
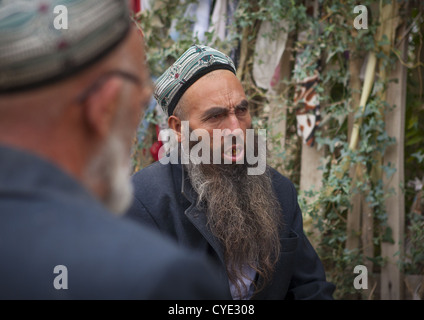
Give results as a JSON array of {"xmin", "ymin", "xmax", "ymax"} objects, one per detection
[
  {"xmin": 236, "ymin": 108, "xmax": 248, "ymax": 116},
  {"xmin": 208, "ymin": 113, "xmax": 224, "ymax": 121}
]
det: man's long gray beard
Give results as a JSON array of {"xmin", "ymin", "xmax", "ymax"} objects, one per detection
[
  {"xmin": 84, "ymin": 133, "xmax": 134, "ymax": 216},
  {"xmin": 185, "ymin": 161, "xmax": 282, "ymax": 299}
]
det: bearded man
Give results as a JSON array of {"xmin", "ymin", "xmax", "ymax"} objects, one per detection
[
  {"xmin": 0, "ymin": 1, "xmax": 228, "ymax": 300},
  {"xmin": 126, "ymin": 45, "xmax": 335, "ymax": 300}
]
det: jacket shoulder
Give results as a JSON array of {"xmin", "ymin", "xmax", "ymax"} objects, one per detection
[
  {"xmin": 132, "ymin": 161, "xmax": 174, "ymax": 190},
  {"xmin": 267, "ymin": 166, "xmax": 297, "ymax": 195},
  {"xmin": 129, "ymin": 161, "xmax": 182, "ymax": 222},
  {"xmin": 267, "ymin": 166, "xmax": 301, "ymax": 225}
]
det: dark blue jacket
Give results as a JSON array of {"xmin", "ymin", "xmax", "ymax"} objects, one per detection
[
  {"xmin": 126, "ymin": 161, "xmax": 336, "ymax": 299},
  {"xmin": 0, "ymin": 145, "xmax": 228, "ymax": 299}
]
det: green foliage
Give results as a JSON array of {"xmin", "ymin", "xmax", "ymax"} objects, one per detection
[
  {"xmin": 400, "ymin": 210, "xmax": 424, "ymax": 275},
  {"xmin": 133, "ymin": 0, "xmax": 423, "ymax": 299}
]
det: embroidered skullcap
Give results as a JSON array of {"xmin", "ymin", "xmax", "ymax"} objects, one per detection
[
  {"xmin": 154, "ymin": 44, "xmax": 236, "ymax": 117},
  {"xmin": 0, "ymin": 0, "xmax": 131, "ymax": 93}
]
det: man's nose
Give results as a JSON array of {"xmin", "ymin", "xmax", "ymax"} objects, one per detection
[
  {"xmin": 223, "ymin": 113, "xmax": 241, "ymax": 133},
  {"xmin": 222, "ymin": 117, "xmax": 244, "ymax": 143}
]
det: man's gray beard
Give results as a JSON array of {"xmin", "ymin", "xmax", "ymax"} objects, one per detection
[
  {"xmin": 185, "ymin": 160, "xmax": 282, "ymax": 299},
  {"xmin": 84, "ymin": 133, "xmax": 134, "ymax": 216}
]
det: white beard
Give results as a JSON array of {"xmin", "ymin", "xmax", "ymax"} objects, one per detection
[
  {"xmin": 84, "ymin": 132, "xmax": 134, "ymax": 216},
  {"xmin": 103, "ymin": 142, "xmax": 134, "ymax": 215}
]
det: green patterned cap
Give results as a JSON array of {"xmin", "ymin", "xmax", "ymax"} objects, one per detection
[
  {"xmin": 154, "ymin": 44, "xmax": 236, "ymax": 117},
  {"xmin": 0, "ymin": 0, "xmax": 131, "ymax": 93}
]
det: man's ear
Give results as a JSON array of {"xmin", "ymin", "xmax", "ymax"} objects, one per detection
[
  {"xmin": 83, "ymin": 77, "xmax": 122, "ymax": 138},
  {"xmin": 168, "ymin": 115, "xmax": 183, "ymax": 143}
]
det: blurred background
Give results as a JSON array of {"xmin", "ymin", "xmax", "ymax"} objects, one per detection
[{"xmin": 129, "ymin": 0, "xmax": 424, "ymax": 300}]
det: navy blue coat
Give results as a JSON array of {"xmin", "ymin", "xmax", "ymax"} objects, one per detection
[
  {"xmin": 126, "ymin": 161, "xmax": 336, "ymax": 300},
  {"xmin": 0, "ymin": 145, "xmax": 229, "ymax": 299}
]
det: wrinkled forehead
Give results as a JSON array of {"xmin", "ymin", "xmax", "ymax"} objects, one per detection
[{"xmin": 183, "ymin": 69, "xmax": 247, "ymax": 112}]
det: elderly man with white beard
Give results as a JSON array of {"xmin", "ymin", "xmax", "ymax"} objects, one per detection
[
  {"xmin": 0, "ymin": 1, "xmax": 229, "ymax": 300},
  {"xmin": 125, "ymin": 45, "xmax": 336, "ymax": 300}
]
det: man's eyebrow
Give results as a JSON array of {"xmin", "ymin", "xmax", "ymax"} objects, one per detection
[
  {"xmin": 235, "ymin": 99, "xmax": 249, "ymax": 109},
  {"xmin": 200, "ymin": 100, "xmax": 249, "ymax": 121}
]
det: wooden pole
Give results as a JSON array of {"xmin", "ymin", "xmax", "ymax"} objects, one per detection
[
  {"xmin": 380, "ymin": 21, "xmax": 407, "ymax": 300},
  {"xmin": 298, "ymin": 0, "xmax": 323, "ymax": 198},
  {"xmin": 267, "ymin": 38, "xmax": 292, "ymax": 173},
  {"xmin": 345, "ymin": 43, "xmax": 365, "ymax": 252}
]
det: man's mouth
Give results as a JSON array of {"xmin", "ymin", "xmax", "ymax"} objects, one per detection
[{"xmin": 223, "ymin": 144, "xmax": 244, "ymax": 163}]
